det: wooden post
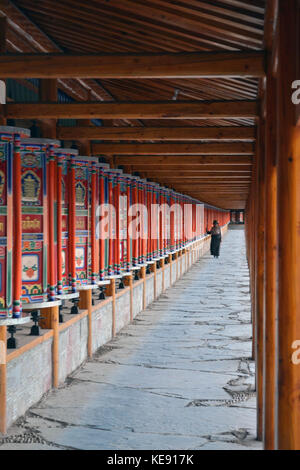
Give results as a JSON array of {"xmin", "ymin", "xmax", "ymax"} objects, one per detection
[
  {"xmin": 263, "ymin": 66, "xmax": 277, "ymax": 450},
  {"xmin": 39, "ymin": 79, "xmax": 57, "ymax": 139},
  {"xmin": 255, "ymin": 118, "xmax": 266, "ymax": 441},
  {"xmin": 141, "ymin": 266, "xmax": 146, "ymax": 310},
  {"xmin": 169, "ymin": 254, "xmax": 172, "ymax": 285},
  {"xmin": 107, "ymin": 279, "xmax": 116, "ymax": 337},
  {"xmin": 79, "ymin": 290, "xmax": 93, "ymax": 358},
  {"xmin": 0, "ymin": 326, "xmax": 7, "ymax": 434},
  {"xmin": 175, "ymin": 252, "xmax": 179, "ymax": 280},
  {"xmin": 152, "ymin": 262, "xmax": 157, "ymax": 299},
  {"xmin": 161, "ymin": 258, "xmax": 165, "ymax": 291},
  {"xmin": 43, "ymin": 306, "xmax": 59, "ymax": 388},
  {"xmin": 276, "ymin": 0, "xmax": 300, "ymax": 450},
  {"xmin": 124, "ymin": 275, "xmax": 133, "ymax": 321}
]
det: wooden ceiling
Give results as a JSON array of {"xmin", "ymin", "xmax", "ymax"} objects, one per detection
[{"xmin": 0, "ymin": 0, "xmax": 267, "ymax": 209}]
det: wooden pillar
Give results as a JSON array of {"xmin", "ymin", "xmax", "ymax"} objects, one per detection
[
  {"xmin": 0, "ymin": 326, "xmax": 7, "ymax": 434},
  {"xmin": 255, "ymin": 117, "xmax": 266, "ymax": 442},
  {"xmin": 161, "ymin": 257, "xmax": 165, "ymax": 291},
  {"xmin": 141, "ymin": 266, "xmax": 146, "ymax": 310},
  {"xmin": 39, "ymin": 79, "xmax": 57, "ymax": 139},
  {"xmin": 175, "ymin": 252, "xmax": 179, "ymax": 280},
  {"xmin": 263, "ymin": 65, "xmax": 278, "ymax": 450},
  {"xmin": 43, "ymin": 306, "xmax": 59, "ymax": 388},
  {"xmin": 124, "ymin": 275, "xmax": 133, "ymax": 321},
  {"xmin": 107, "ymin": 279, "xmax": 116, "ymax": 337},
  {"xmin": 153, "ymin": 262, "xmax": 157, "ymax": 298},
  {"xmin": 77, "ymin": 91, "xmax": 92, "ymax": 155},
  {"xmin": 276, "ymin": 0, "xmax": 300, "ymax": 450},
  {"xmin": 79, "ymin": 290, "xmax": 93, "ymax": 358}
]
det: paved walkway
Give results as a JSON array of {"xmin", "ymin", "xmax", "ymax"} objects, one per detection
[{"xmin": 2, "ymin": 228, "xmax": 261, "ymax": 450}]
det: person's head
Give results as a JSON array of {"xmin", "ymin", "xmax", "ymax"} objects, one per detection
[{"xmin": 213, "ymin": 220, "xmax": 219, "ymax": 226}]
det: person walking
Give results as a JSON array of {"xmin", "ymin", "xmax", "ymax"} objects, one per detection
[{"xmin": 207, "ymin": 220, "xmax": 222, "ymax": 258}]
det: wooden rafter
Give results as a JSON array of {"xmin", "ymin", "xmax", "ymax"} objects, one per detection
[
  {"xmin": 0, "ymin": 51, "xmax": 265, "ymax": 78},
  {"xmin": 57, "ymin": 126, "xmax": 256, "ymax": 141},
  {"xmin": 4, "ymin": 100, "xmax": 259, "ymax": 119},
  {"xmin": 92, "ymin": 142, "xmax": 254, "ymax": 155}
]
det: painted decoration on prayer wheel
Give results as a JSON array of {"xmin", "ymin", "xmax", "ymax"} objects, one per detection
[
  {"xmin": 20, "ymin": 138, "xmax": 60, "ymax": 305},
  {"xmin": 119, "ymin": 173, "xmax": 129, "ymax": 273},
  {"xmin": 55, "ymin": 148, "xmax": 79, "ymax": 294},
  {"xmin": 73, "ymin": 157, "xmax": 91, "ymax": 286},
  {"xmin": 151, "ymin": 182, "xmax": 160, "ymax": 260},
  {"xmin": 98, "ymin": 166, "xmax": 108, "ymax": 281},
  {"xmin": 106, "ymin": 169, "xmax": 123, "ymax": 277},
  {"xmin": 0, "ymin": 127, "xmax": 31, "ymax": 318}
]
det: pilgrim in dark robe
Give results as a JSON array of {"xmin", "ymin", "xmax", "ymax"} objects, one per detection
[{"xmin": 207, "ymin": 220, "xmax": 222, "ymax": 258}]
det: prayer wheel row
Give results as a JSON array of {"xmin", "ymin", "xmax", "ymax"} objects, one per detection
[{"xmin": 0, "ymin": 126, "xmax": 229, "ymax": 319}]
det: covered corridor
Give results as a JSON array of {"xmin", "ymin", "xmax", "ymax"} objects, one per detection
[
  {"xmin": 1, "ymin": 228, "xmax": 261, "ymax": 450},
  {"xmin": 0, "ymin": 0, "xmax": 299, "ymax": 452}
]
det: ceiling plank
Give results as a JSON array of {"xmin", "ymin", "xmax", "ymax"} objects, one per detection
[{"xmin": 0, "ymin": 51, "xmax": 265, "ymax": 78}]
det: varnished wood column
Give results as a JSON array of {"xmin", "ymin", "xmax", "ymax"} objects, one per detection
[
  {"xmin": 255, "ymin": 118, "xmax": 266, "ymax": 441},
  {"xmin": 79, "ymin": 290, "xmax": 93, "ymax": 358},
  {"xmin": 39, "ymin": 79, "xmax": 57, "ymax": 139},
  {"xmin": 0, "ymin": 326, "xmax": 7, "ymax": 434},
  {"xmin": 263, "ymin": 68, "xmax": 278, "ymax": 450},
  {"xmin": 276, "ymin": 0, "xmax": 300, "ymax": 450}
]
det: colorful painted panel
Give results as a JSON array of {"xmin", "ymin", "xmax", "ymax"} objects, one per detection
[
  {"xmin": 74, "ymin": 159, "xmax": 90, "ymax": 285},
  {"xmin": 20, "ymin": 141, "xmax": 48, "ymax": 304}
]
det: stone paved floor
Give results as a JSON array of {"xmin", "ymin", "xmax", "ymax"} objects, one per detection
[{"xmin": 2, "ymin": 228, "xmax": 261, "ymax": 450}]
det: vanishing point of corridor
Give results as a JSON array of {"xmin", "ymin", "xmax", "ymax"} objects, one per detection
[{"xmin": 2, "ymin": 229, "xmax": 260, "ymax": 450}]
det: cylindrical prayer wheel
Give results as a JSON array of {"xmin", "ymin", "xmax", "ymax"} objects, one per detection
[
  {"xmin": 54, "ymin": 147, "xmax": 79, "ymax": 294},
  {"xmin": 20, "ymin": 138, "xmax": 60, "ymax": 305},
  {"xmin": 0, "ymin": 127, "xmax": 30, "ymax": 318}
]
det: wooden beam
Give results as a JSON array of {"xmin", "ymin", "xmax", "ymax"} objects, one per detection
[
  {"xmin": 0, "ymin": 51, "xmax": 265, "ymax": 78},
  {"xmin": 122, "ymin": 165, "xmax": 252, "ymax": 172},
  {"xmin": 57, "ymin": 126, "xmax": 256, "ymax": 141},
  {"xmin": 4, "ymin": 100, "xmax": 259, "ymax": 120},
  {"xmin": 138, "ymin": 171, "xmax": 252, "ymax": 176},
  {"xmin": 115, "ymin": 156, "xmax": 253, "ymax": 165},
  {"xmin": 92, "ymin": 142, "xmax": 254, "ymax": 155}
]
